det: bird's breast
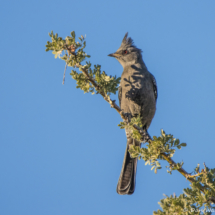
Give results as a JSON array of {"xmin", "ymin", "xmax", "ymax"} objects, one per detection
[{"xmin": 120, "ymin": 67, "xmax": 156, "ymax": 124}]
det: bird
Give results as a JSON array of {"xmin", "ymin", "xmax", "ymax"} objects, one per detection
[{"xmin": 108, "ymin": 33, "xmax": 158, "ymax": 195}]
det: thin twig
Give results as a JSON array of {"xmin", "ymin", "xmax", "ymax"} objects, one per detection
[
  {"xmin": 186, "ymin": 172, "xmax": 205, "ymax": 179},
  {"xmin": 62, "ymin": 62, "xmax": 68, "ymax": 85}
]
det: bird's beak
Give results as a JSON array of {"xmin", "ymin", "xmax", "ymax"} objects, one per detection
[{"xmin": 108, "ymin": 53, "xmax": 121, "ymax": 58}]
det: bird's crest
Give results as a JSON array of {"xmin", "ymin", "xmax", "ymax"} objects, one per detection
[{"xmin": 121, "ymin": 32, "xmax": 134, "ymax": 48}]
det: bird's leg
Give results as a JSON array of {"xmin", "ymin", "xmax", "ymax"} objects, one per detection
[
  {"xmin": 123, "ymin": 112, "xmax": 132, "ymax": 124},
  {"xmin": 142, "ymin": 128, "xmax": 151, "ymax": 143}
]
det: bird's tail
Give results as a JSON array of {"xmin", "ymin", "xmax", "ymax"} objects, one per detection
[{"xmin": 116, "ymin": 140, "xmax": 138, "ymax": 195}]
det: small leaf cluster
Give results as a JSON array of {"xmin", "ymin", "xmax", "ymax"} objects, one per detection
[
  {"xmin": 46, "ymin": 31, "xmax": 90, "ymax": 66},
  {"xmin": 129, "ymin": 144, "xmax": 162, "ymax": 174},
  {"xmin": 185, "ymin": 165, "xmax": 215, "ymax": 206},
  {"xmin": 154, "ymin": 165, "xmax": 215, "ymax": 214},
  {"xmin": 153, "ymin": 193, "xmax": 214, "ymax": 215},
  {"xmin": 70, "ymin": 69, "xmax": 93, "ymax": 94},
  {"xmin": 118, "ymin": 115, "xmax": 143, "ymax": 142},
  {"xmin": 118, "ymin": 121, "xmax": 125, "ymax": 129},
  {"xmin": 46, "ymin": 31, "xmax": 120, "ymax": 95},
  {"xmin": 128, "ymin": 129, "xmax": 187, "ymax": 173},
  {"xmin": 71, "ymin": 62, "xmax": 120, "ymax": 95},
  {"xmin": 129, "ymin": 116, "xmax": 144, "ymax": 141},
  {"xmin": 155, "ymin": 130, "xmax": 187, "ymax": 156},
  {"xmin": 198, "ymin": 168, "xmax": 215, "ymax": 196},
  {"xmin": 45, "ymin": 31, "xmax": 65, "ymax": 54},
  {"xmin": 90, "ymin": 64, "xmax": 120, "ymax": 95}
]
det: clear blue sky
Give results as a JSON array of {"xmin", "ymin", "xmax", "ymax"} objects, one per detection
[{"xmin": 1, "ymin": 1, "xmax": 215, "ymax": 214}]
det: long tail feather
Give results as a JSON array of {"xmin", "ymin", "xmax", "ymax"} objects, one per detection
[{"xmin": 117, "ymin": 142, "xmax": 137, "ymax": 195}]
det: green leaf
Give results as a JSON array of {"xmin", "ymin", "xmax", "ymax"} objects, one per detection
[
  {"xmin": 175, "ymin": 139, "xmax": 180, "ymax": 146},
  {"xmin": 145, "ymin": 160, "xmax": 150, "ymax": 165},
  {"xmin": 176, "ymin": 145, "xmax": 181, "ymax": 149},
  {"xmin": 161, "ymin": 129, "xmax": 165, "ymax": 137}
]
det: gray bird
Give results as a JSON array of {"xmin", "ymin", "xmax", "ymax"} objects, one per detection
[{"xmin": 108, "ymin": 33, "xmax": 157, "ymax": 195}]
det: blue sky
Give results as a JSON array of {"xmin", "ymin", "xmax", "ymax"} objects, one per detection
[{"xmin": 1, "ymin": 1, "xmax": 215, "ymax": 214}]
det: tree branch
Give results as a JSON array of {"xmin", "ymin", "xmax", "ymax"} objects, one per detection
[
  {"xmin": 76, "ymin": 62, "xmax": 215, "ymax": 203},
  {"xmin": 75, "ymin": 63, "xmax": 124, "ymax": 116},
  {"xmin": 46, "ymin": 31, "xmax": 215, "ymax": 214}
]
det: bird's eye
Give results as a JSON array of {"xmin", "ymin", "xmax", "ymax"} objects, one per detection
[{"xmin": 123, "ymin": 50, "xmax": 128, "ymax": 54}]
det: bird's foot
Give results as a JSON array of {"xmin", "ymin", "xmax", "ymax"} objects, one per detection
[
  {"xmin": 141, "ymin": 130, "xmax": 151, "ymax": 143},
  {"xmin": 124, "ymin": 113, "xmax": 132, "ymax": 123}
]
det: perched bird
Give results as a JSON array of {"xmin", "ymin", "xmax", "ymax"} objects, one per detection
[{"xmin": 108, "ymin": 33, "xmax": 158, "ymax": 195}]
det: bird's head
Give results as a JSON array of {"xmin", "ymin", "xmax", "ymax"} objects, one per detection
[{"xmin": 108, "ymin": 33, "xmax": 142, "ymax": 68}]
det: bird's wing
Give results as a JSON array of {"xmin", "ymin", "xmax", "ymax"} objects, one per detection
[
  {"xmin": 118, "ymin": 84, "xmax": 122, "ymax": 107},
  {"xmin": 152, "ymin": 75, "xmax": 158, "ymax": 101}
]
